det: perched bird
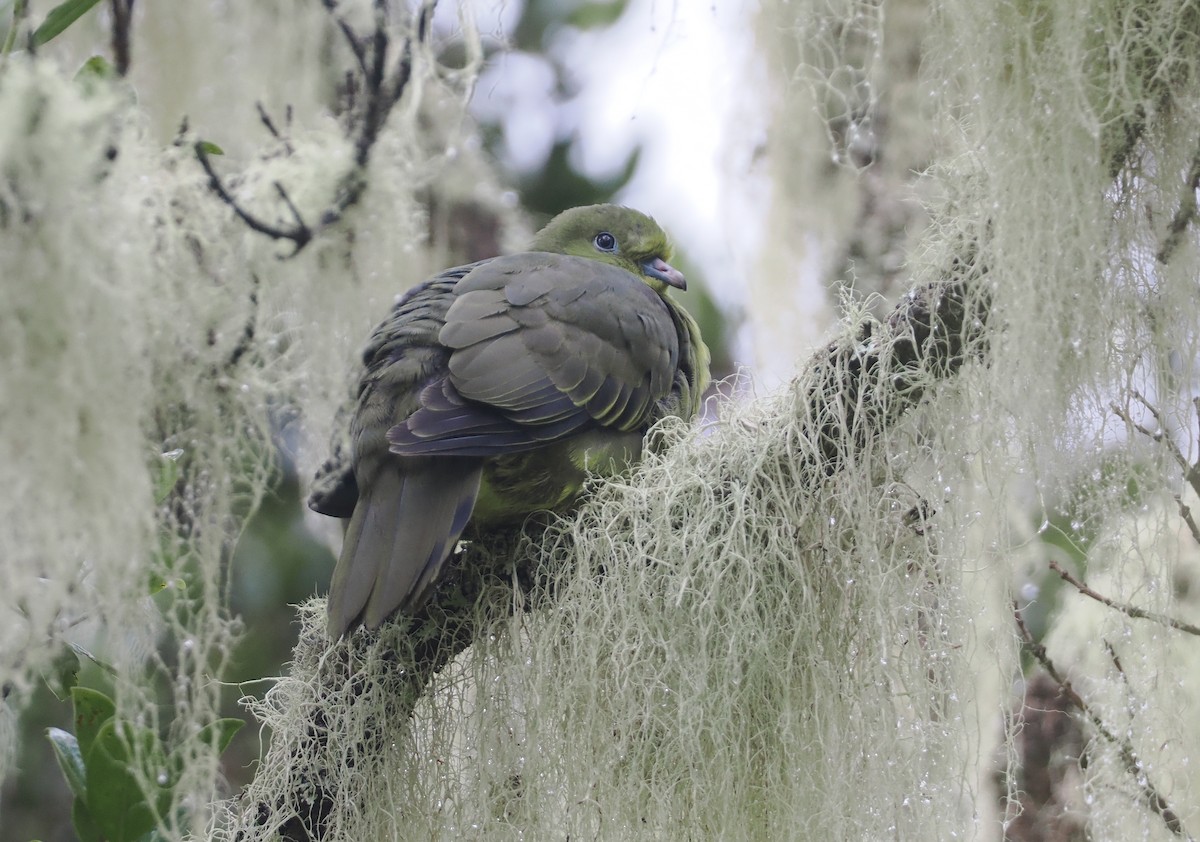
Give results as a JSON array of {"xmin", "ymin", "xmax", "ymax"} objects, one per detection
[{"xmin": 310, "ymin": 204, "xmax": 710, "ymax": 639}]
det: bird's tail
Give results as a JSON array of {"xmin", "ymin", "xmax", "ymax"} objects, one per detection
[{"xmin": 326, "ymin": 459, "xmax": 482, "ymax": 639}]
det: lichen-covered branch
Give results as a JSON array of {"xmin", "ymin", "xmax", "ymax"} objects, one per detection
[
  {"xmin": 1014, "ymin": 602, "xmax": 1192, "ymax": 840},
  {"xmin": 1049, "ymin": 560, "xmax": 1200, "ymax": 637},
  {"xmin": 242, "ymin": 246, "xmax": 991, "ymax": 841},
  {"xmin": 196, "ymin": 1, "xmax": 428, "ymax": 256}
]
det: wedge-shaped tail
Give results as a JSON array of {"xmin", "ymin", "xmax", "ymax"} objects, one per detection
[{"xmin": 327, "ymin": 459, "xmax": 482, "ymax": 639}]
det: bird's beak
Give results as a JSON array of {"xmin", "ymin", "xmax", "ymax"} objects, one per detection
[{"xmin": 641, "ymin": 257, "xmax": 687, "ymax": 291}]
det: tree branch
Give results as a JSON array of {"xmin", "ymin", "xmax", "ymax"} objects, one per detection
[
  {"xmin": 194, "ymin": 142, "xmax": 313, "ymax": 254},
  {"xmin": 197, "ymin": 1, "xmax": 430, "ymax": 255},
  {"xmin": 1049, "ymin": 560, "xmax": 1200, "ymax": 637},
  {"xmin": 1112, "ymin": 393, "xmax": 1200, "ymax": 539},
  {"xmin": 1013, "ymin": 602, "xmax": 1192, "ymax": 840},
  {"xmin": 1156, "ymin": 139, "xmax": 1200, "ymax": 265},
  {"xmin": 110, "ymin": 0, "xmax": 134, "ymax": 77}
]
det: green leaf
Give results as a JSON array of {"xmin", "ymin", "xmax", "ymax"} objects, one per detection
[
  {"xmin": 31, "ymin": 0, "xmax": 104, "ymax": 46},
  {"xmin": 73, "ymin": 54, "xmax": 116, "ymax": 87},
  {"xmin": 75, "ymin": 55, "xmax": 114, "ymax": 80},
  {"xmin": 86, "ymin": 721, "xmax": 171, "ymax": 842},
  {"xmin": 72, "ymin": 796, "xmax": 105, "ymax": 842},
  {"xmin": 194, "ymin": 717, "xmax": 245, "ymax": 755},
  {"xmin": 196, "ymin": 140, "xmax": 224, "ymax": 157},
  {"xmin": 46, "ymin": 727, "xmax": 87, "ymax": 800},
  {"xmin": 154, "ymin": 448, "xmax": 184, "ymax": 504},
  {"xmin": 566, "ymin": 0, "xmax": 630, "ymax": 29},
  {"xmin": 71, "ymin": 686, "xmax": 115, "ymax": 760}
]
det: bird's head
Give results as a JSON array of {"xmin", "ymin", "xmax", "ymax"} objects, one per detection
[{"xmin": 532, "ymin": 204, "xmax": 687, "ymax": 294}]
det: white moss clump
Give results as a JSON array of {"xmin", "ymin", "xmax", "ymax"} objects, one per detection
[
  {"xmin": 0, "ymin": 5, "xmax": 483, "ymax": 836},
  {"xmin": 0, "ymin": 62, "xmax": 159, "ymax": 714}
]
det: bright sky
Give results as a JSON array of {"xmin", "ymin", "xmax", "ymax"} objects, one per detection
[{"xmin": 456, "ymin": 0, "xmax": 784, "ymax": 377}]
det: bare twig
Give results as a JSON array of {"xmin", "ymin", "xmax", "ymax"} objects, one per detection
[
  {"xmin": 1127, "ymin": 391, "xmax": 1194, "ymax": 483},
  {"xmin": 1102, "ymin": 639, "xmax": 1126, "ymax": 683},
  {"xmin": 1175, "ymin": 493, "xmax": 1200, "ymax": 546},
  {"xmin": 1115, "ymin": 391, "xmax": 1200, "ymax": 496},
  {"xmin": 256, "ymin": 102, "xmax": 282, "ymax": 140},
  {"xmin": 223, "ymin": 273, "xmax": 259, "ymax": 371},
  {"xmin": 194, "ymin": 142, "xmax": 313, "ymax": 254},
  {"xmin": 197, "ymin": 1, "xmax": 432, "ymax": 256},
  {"xmin": 1156, "ymin": 140, "xmax": 1200, "ymax": 264},
  {"xmin": 110, "ymin": 0, "xmax": 134, "ymax": 76},
  {"xmin": 320, "ymin": 0, "xmax": 369, "ymax": 76},
  {"xmin": 273, "ymin": 183, "xmax": 308, "ymax": 233},
  {"xmin": 1014, "ymin": 602, "xmax": 1192, "ymax": 839},
  {"xmin": 1049, "ymin": 560, "xmax": 1200, "ymax": 637},
  {"xmin": 416, "ymin": 0, "xmax": 435, "ymax": 42},
  {"xmin": 1113, "ymin": 393, "xmax": 1200, "ymax": 535}
]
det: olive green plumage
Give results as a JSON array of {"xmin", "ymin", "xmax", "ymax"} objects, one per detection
[{"xmin": 310, "ymin": 205, "xmax": 710, "ymax": 639}]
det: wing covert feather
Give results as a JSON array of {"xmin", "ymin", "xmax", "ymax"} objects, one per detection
[{"xmin": 390, "ymin": 252, "xmax": 681, "ymax": 456}]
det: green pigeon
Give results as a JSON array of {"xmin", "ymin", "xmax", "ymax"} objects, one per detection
[{"xmin": 310, "ymin": 204, "xmax": 710, "ymax": 639}]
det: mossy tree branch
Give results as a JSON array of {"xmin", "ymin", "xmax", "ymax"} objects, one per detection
[{"xmin": 251, "ymin": 244, "xmax": 992, "ymax": 841}]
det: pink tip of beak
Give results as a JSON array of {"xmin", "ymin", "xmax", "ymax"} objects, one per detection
[{"xmin": 642, "ymin": 257, "xmax": 687, "ymax": 290}]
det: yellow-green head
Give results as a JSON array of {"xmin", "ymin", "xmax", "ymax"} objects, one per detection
[{"xmin": 532, "ymin": 204, "xmax": 687, "ymax": 294}]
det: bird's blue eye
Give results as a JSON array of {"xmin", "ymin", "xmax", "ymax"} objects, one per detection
[{"xmin": 594, "ymin": 232, "xmax": 617, "ymax": 252}]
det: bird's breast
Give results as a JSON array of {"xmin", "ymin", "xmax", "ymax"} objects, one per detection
[{"xmin": 469, "ymin": 429, "xmax": 644, "ymax": 528}]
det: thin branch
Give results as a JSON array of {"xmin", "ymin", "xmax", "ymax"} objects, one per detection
[
  {"xmin": 1175, "ymin": 493, "xmax": 1200, "ymax": 546},
  {"xmin": 1114, "ymin": 394, "xmax": 1200, "ymax": 539},
  {"xmin": 1049, "ymin": 560, "xmax": 1200, "ymax": 637},
  {"xmin": 1102, "ymin": 639, "xmax": 1126, "ymax": 682},
  {"xmin": 1014, "ymin": 602, "xmax": 1192, "ymax": 840},
  {"xmin": 1156, "ymin": 140, "xmax": 1200, "ymax": 264},
  {"xmin": 110, "ymin": 0, "xmax": 134, "ymax": 76},
  {"xmin": 416, "ymin": 0, "xmax": 435, "ymax": 42},
  {"xmin": 194, "ymin": 142, "xmax": 313, "ymax": 254},
  {"xmin": 256, "ymin": 102, "xmax": 282, "ymax": 140},
  {"xmin": 273, "ymin": 183, "xmax": 308, "ymax": 233},
  {"xmin": 199, "ymin": 0, "xmax": 430, "ymax": 255},
  {"xmin": 352, "ymin": 0, "xmax": 393, "ymax": 169},
  {"xmin": 1114, "ymin": 392, "xmax": 1200, "ymax": 499},
  {"xmin": 320, "ymin": 0, "xmax": 369, "ymax": 76},
  {"xmin": 223, "ymin": 273, "xmax": 259, "ymax": 371}
]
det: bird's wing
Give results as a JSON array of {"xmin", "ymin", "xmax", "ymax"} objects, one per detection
[
  {"xmin": 388, "ymin": 252, "xmax": 681, "ymax": 457},
  {"xmin": 306, "ymin": 264, "xmax": 480, "ymax": 518},
  {"xmin": 322, "ymin": 264, "xmax": 490, "ymax": 636}
]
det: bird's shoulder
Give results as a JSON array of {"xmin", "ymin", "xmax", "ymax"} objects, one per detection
[
  {"xmin": 442, "ymin": 251, "xmax": 676, "ymax": 361},
  {"xmin": 308, "ymin": 260, "xmax": 484, "ymax": 518},
  {"xmin": 360, "ymin": 260, "xmax": 485, "ymax": 372}
]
